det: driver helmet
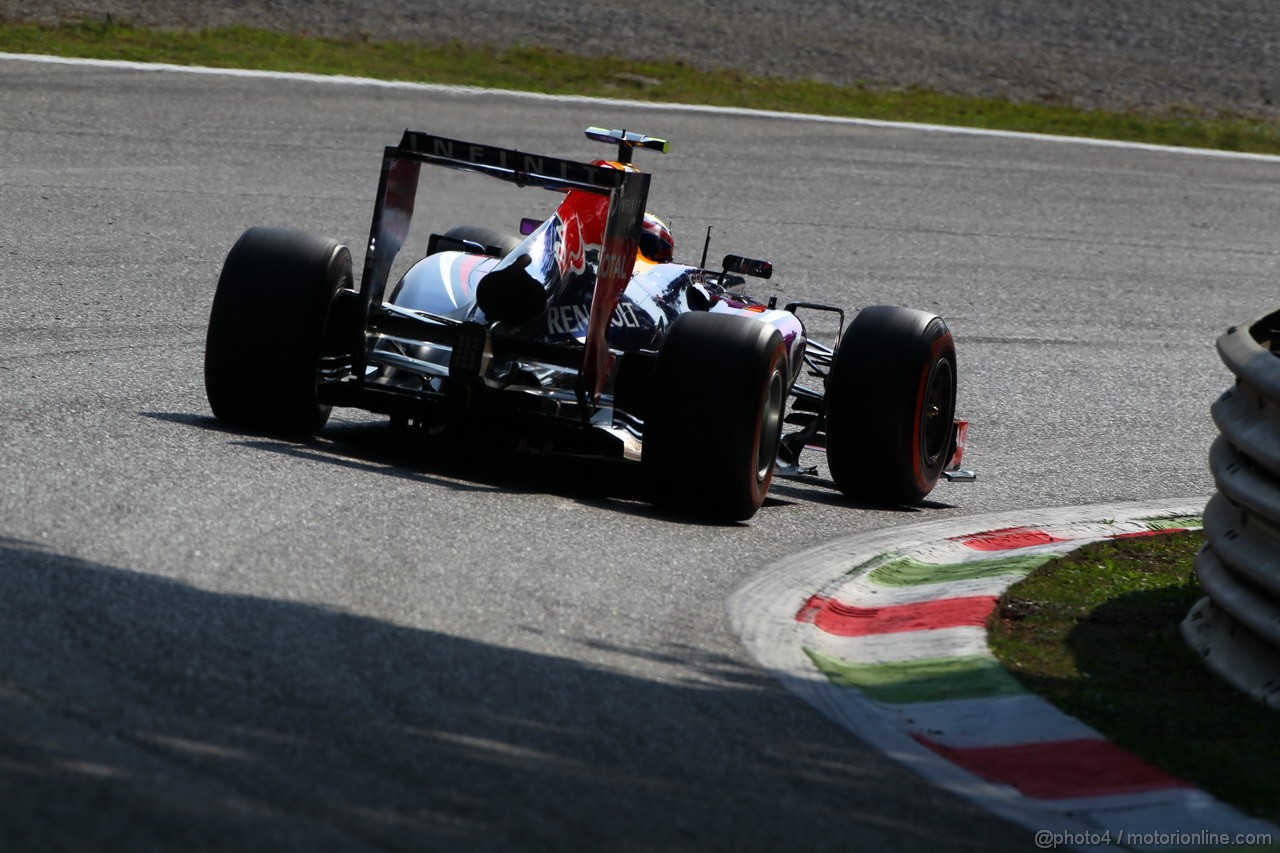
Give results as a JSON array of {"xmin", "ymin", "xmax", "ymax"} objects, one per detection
[{"xmin": 639, "ymin": 213, "xmax": 674, "ymax": 263}]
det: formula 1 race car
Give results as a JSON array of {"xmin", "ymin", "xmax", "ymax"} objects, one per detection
[{"xmin": 204, "ymin": 126, "xmax": 972, "ymax": 521}]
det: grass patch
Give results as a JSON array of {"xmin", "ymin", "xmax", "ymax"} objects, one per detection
[
  {"xmin": 4, "ymin": 17, "xmax": 1280, "ymax": 155},
  {"xmin": 988, "ymin": 530, "xmax": 1280, "ymax": 822}
]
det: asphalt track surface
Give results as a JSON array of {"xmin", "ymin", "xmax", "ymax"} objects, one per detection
[{"xmin": 2, "ymin": 58, "xmax": 1277, "ymax": 851}]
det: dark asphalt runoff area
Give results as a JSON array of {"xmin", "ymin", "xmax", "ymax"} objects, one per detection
[{"xmin": 1, "ymin": 58, "xmax": 1276, "ymax": 851}]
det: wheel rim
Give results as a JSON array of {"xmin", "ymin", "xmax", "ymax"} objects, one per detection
[
  {"xmin": 757, "ymin": 367, "xmax": 786, "ymax": 482},
  {"xmin": 921, "ymin": 357, "xmax": 954, "ymax": 468}
]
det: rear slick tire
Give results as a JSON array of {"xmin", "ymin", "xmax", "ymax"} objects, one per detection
[
  {"xmin": 204, "ymin": 226, "xmax": 353, "ymax": 435},
  {"xmin": 643, "ymin": 312, "xmax": 788, "ymax": 522},
  {"xmin": 825, "ymin": 305, "xmax": 957, "ymax": 505}
]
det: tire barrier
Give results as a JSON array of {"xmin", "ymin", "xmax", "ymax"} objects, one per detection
[{"xmin": 1183, "ymin": 308, "xmax": 1280, "ymax": 708}]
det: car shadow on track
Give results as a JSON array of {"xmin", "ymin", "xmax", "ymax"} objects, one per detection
[
  {"xmin": 766, "ymin": 477, "xmax": 958, "ymax": 514},
  {"xmin": 0, "ymin": 536, "xmax": 1019, "ymax": 853},
  {"xmin": 146, "ymin": 409, "xmax": 654, "ymax": 509},
  {"xmin": 144, "ymin": 412, "xmax": 958, "ymax": 522}
]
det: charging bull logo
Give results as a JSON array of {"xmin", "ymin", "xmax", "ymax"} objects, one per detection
[{"xmin": 555, "ymin": 213, "xmax": 592, "ymax": 278}]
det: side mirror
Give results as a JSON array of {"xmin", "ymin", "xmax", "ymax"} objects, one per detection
[
  {"xmin": 519, "ymin": 217, "xmax": 541, "ymax": 236},
  {"xmin": 722, "ymin": 254, "xmax": 773, "ymax": 280}
]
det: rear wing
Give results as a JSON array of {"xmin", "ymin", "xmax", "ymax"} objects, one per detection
[{"xmin": 358, "ymin": 130, "xmax": 650, "ymax": 403}]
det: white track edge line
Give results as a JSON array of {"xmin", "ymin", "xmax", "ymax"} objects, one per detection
[{"xmin": 5, "ymin": 52, "xmax": 1280, "ymax": 163}]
